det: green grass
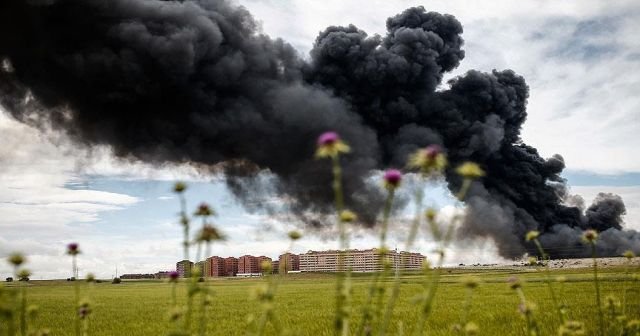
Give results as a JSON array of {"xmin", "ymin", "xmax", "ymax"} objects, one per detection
[{"xmin": 3, "ymin": 266, "xmax": 639, "ymax": 335}]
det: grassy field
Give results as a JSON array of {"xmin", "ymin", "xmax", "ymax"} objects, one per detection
[{"xmin": 3, "ymin": 265, "xmax": 639, "ymax": 335}]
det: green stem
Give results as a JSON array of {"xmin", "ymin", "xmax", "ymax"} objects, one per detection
[
  {"xmin": 622, "ymin": 258, "xmax": 631, "ymax": 316},
  {"xmin": 179, "ymin": 194, "xmax": 189, "ymax": 262},
  {"xmin": 357, "ymin": 188, "xmax": 396, "ymax": 335},
  {"xmin": 591, "ymin": 243, "xmax": 604, "ymax": 336},
  {"xmin": 413, "ymin": 251, "xmax": 444, "ymax": 336},
  {"xmin": 82, "ymin": 317, "xmax": 89, "ymax": 336},
  {"xmin": 198, "ymin": 242, "xmax": 211, "ymax": 336},
  {"xmin": 460, "ymin": 286, "xmax": 474, "ymax": 330},
  {"xmin": 515, "ymin": 288, "xmax": 537, "ymax": 336},
  {"xmin": 19, "ymin": 279, "xmax": 26, "ymax": 336},
  {"xmin": 533, "ymin": 239, "xmax": 564, "ymax": 324},
  {"xmin": 456, "ymin": 178, "xmax": 472, "ymax": 201},
  {"xmin": 73, "ymin": 256, "xmax": 80, "ymax": 336},
  {"xmin": 331, "ymin": 154, "xmax": 350, "ymax": 336}
]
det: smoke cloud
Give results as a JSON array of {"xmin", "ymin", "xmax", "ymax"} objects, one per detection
[{"xmin": 1, "ymin": 0, "xmax": 638, "ymax": 258}]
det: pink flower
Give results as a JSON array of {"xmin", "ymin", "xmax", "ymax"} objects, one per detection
[
  {"xmin": 317, "ymin": 131, "xmax": 339, "ymax": 146},
  {"xmin": 315, "ymin": 131, "xmax": 350, "ymax": 158},
  {"xmin": 67, "ymin": 243, "xmax": 80, "ymax": 256},
  {"xmin": 383, "ymin": 169, "xmax": 402, "ymax": 189},
  {"xmin": 424, "ymin": 145, "xmax": 442, "ymax": 159}
]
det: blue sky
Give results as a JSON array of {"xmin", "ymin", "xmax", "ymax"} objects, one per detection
[{"xmin": 1, "ymin": 0, "xmax": 639, "ymax": 279}]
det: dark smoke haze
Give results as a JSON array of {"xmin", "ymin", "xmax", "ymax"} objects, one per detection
[{"xmin": 0, "ymin": 0, "xmax": 638, "ymax": 258}]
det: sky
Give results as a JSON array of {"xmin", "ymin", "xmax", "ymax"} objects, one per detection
[{"xmin": 1, "ymin": 0, "xmax": 639, "ymax": 279}]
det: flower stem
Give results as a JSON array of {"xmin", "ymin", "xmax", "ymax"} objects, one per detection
[
  {"xmin": 73, "ymin": 255, "xmax": 80, "ymax": 336},
  {"xmin": 460, "ymin": 286, "xmax": 474, "ymax": 330},
  {"xmin": 179, "ymin": 193, "xmax": 189, "ymax": 262},
  {"xmin": 331, "ymin": 154, "xmax": 350, "ymax": 336},
  {"xmin": 357, "ymin": 188, "xmax": 395, "ymax": 335},
  {"xmin": 533, "ymin": 238, "xmax": 564, "ymax": 324},
  {"xmin": 198, "ymin": 242, "xmax": 211, "ymax": 336},
  {"xmin": 590, "ymin": 243, "xmax": 604, "ymax": 336},
  {"xmin": 622, "ymin": 257, "xmax": 632, "ymax": 315}
]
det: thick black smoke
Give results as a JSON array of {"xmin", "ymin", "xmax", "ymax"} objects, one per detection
[{"xmin": 0, "ymin": 0, "xmax": 638, "ymax": 258}]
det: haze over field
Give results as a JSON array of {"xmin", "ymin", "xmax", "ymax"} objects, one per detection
[{"xmin": 0, "ymin": 0, "xmax": 639, "ymax": 279}]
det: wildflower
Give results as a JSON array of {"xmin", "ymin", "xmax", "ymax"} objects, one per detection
[
  {"xmin": 8, "ymin": 253, "xmax": 25, "ymax": 266},
  {"xmin": 558, "ymin": 320, "xmax": 585, "ymax": 336},
  {"xmin": 464, "ymin": 322, "xmax": 479, "ymax": 336},
  {"xmin": 18, "ymin": 269, "xmax": 31, "ymax": 280},
  {"xmin": 196, "ymin": 224, "xmax": 225, "ymax": 242},
  {"xmin": 169, "ymin": 271, "xmax": 179, "ymax": 282},
  {"xmin": 173, "ymin": 182, "xmax": 187, "ymax": 193},
  {"xmin": 315, "ymin": 131, "xmax": 350, "ymax": 158},
  {"xmin": 339, "ymin": 209, "xmax": 357, "ymax": 223},
  {"xmin": 287, "ymin": 230, "xmax": 302, "ymax": 240},
  {"xmin": 462, "ymin": 276, "xmax": 480, "ymax": 289},
  {"xmin": 528, "ymin": 257, "xmax": 538, "ymax": 266},
  {"xmin": 78, "ymin": 300, "xmax": 91, "ymax": 319},
  {"xmin": 622, "ymin": 250, "xmax": 635, "ymax": 259},
  {"xmin": 525, "ymin": 230, "xmax": 540, "ymax": 242},
  {"xmin": 86, "ymin": 273, "xmax": 96, "ymax": 283},
  {"xmin": 260, "ymin": 260, "xmax": 272, "ymax": 273},
  {"xmin": 383, "ymin": 169, "xmax": 402, "ymax": 190},
  {"xmin": 456, "ymin": 162, "xmax": 485, "ymax": 179},
  {"xmin": 508, "ymin": 276, "xmax": 522, "ymax": 290},
  {"xmin": 194, "ymin": 203, "xmax": 214, "ymax": 217},
  {"xmin": 67, "ymin": 243, "xmax": 80, "ymax": 256},
  {"xmin": 408, "ymin": 145, "xmax": 447, "ymax": 174},
  {"xmin": 425, "ymin": 208, "xmax": 437, "ymax": 222},
  {"xmin": 582, "ymin": 229, "xmax": 598, "ymax": 243}
]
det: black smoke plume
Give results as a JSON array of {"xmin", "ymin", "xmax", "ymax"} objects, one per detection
[{"xmin": 0, "ymin": 0, "xmax": 638, "ymax": 258}]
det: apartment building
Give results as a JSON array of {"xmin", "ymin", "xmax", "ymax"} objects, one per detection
[
  {"xmin": 238, "ymin": 255, "xmax": 260, "ymax": 275},
  {"xmin": 299, "ymin": 248, "xmax": 425, "ymax": 272},
  {"xmin": 278, "ymin": 252, "xmax": 300, "ymax": 273},
  {"xmin": 224, "ymin": 257, "xmax": 238, "ymax": 276},
  {"xmin": 205, "ymin": 256, "xmax": 225, "ymax": 277},
  {"xmin": 176, "ymin": 260, "xmax": 194, "ymax": 278}
]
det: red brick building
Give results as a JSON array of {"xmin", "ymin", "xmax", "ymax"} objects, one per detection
[
  {"xmin": 205, "ymin": 256, "xmax": 225, "ymax": 277},
  {"xmin": 238, "ymin": 255, "xmax": 260, "ymax": 274},
  {"xmin": 278, "ymin": 253, "xmax": 300, "ymax": 273},
  {"xmin": 224, "ymin": 257, "xmax": 238, "ymax": 276}
]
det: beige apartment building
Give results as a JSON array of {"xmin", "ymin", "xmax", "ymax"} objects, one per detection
[
  {"xmin": 299, "ymin": 248, "xmax": 425, "ymax": 272},
  {"xmin": 176, "ymin": 260, "xmax": 194, "ymax": 278}
]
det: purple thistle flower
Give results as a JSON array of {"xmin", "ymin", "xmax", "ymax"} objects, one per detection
[
  {"xmin": 383, "ymin": 169, "xmax": 402, "ymax": 189},
  {"xmin": 424, "ymin": 145, "xmax": 442, "ymax": 159},
  {"xmin": 194, "ymin": 203, "xmax": 214, "ymax": 217},
  {"xmin": 67, "ymin": 243, "xmax": 80, "ymax": 256},
  {"xmin": 317, "ymin": 131, "xmax": 339, "ymax": 146},
  {"xmin": 169, "ymin": 271, "xmax": 179, "ymax": 281},
  {"xmin": 78, "ymin": 306, "xmax": 90, "ymax": 319}
]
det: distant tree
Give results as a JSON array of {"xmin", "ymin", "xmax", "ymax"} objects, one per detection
[
  {"xmin": 5, "ymin": 277, "xmax": 13, "ymax": 282},
  {"xmin": 112, "ymin": 277, "xmax": 121, "ymax": 284},
  {"xmin": 19, "ymin": 276, "xmax": 29, "ymax": 282}
]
